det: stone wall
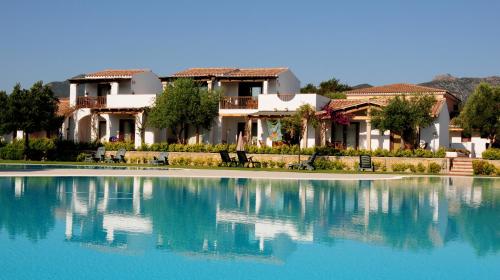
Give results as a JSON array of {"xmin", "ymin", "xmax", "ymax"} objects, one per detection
[{"xmin": 106, "ymin": 151, "xmax": 451, "ymax": 173}]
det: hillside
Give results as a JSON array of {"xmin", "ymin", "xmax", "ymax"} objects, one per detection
[
  {"xmin": 47, "ymin": 74, "xmax": 84, "ymax": 98},
  {"xmin": 419, "ymin": 74, "xmax": 500, "ymax": 102}
]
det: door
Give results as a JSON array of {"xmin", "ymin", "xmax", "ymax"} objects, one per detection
[
  {"xmin": 97, "ymin": 84, "xmax": 111, "ymax": 97},
  {"xmin": 345, "ymin": 123, "xmax": 359, "ymax": 149},
  {"xmin": 119, "ymin": 119, "xmax": 135, "ymax": 142}
]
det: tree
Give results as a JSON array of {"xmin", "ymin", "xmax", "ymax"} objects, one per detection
[
  {"xmin": 6, "ymin": 82, "xmax": 60, "ymax": 158},
  {"xmin": 148, "ymin": 78, "xmax": 220, "ymax": 143},
  {"xmin": 300, "ymin": 83, "xmax": 318, "ymax": 93},
  {"xmin": 282, "ymin": 104, "xmax": 319, "ymax": 161},
  {"xmin": 300, "ymin": 77, "xmax": 351, "ymax": 98},
  {"xmin": 371, "ymin": 94, "xmax": 436, "ymax": 149},
  {"xmin": 0, "ymin": 90, "xmax": 12, "ymax": 135},
  {"xmin": 458, "ymin": 83, "xmax": 500, "ymax": 146}
]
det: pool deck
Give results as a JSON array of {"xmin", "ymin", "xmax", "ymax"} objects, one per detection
[{"xmin": 0, "ymin": 168, "xmax": 404, "ymax": 181}]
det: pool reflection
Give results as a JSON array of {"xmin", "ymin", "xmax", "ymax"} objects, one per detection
[{"xmin": 0, "ymin": 176, "xmax": 498, "ymax": 261}]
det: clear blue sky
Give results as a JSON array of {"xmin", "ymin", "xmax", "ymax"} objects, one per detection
[{"xmin": 1, "ymin": 0, "xmax": 499, "ymax": 91}]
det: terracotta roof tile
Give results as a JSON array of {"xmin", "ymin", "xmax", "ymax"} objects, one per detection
[
  {"xmin": 170, "ymin": 67, "xmax": 288, "ymax": 78},
  {"xmin": 172, "ymin": 68, "xmax": 236, "ymax": 77},
  {"xmin": 85, "ymin": 69, "xmax": 148, "ymax": 78},
  {"xmin": 326, "ymin": 98, "xmax": 445, "ymax": 116},
  {"xmin": 345, "ymin": 83, "xmax": 446, "ymax": 95},
  {"xmin": 57, "ymin": 98, "xmax": 72, "ymax": 116}
]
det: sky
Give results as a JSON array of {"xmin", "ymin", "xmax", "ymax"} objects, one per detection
[{"xmin": 1, "ymin": 0, "xmax": 499, "ymax": 91}]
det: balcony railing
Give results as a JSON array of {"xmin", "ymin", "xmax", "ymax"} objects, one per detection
[
  {"xmin": 76, "ymin": 96, "xmax": 107, "ymax": 109},
  {"xmin": 220, "ymin": 96, "xmax": 258, "ymax": 109}
]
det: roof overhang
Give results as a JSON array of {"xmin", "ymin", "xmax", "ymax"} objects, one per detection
[
  {"xmin": 248, "ymin": 111, "xmax": 295, "ymax": 117},
  {"xmin": 92, "ymin": 107, "xmax": 145, "ymax": 114},
  {"xmin": 68, "ymin": 77, "xmax": 132, "ymax": 84}
]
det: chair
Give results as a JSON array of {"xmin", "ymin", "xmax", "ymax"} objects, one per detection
[
  {"xmin": 151, "ymin": 152, "xmax": 169, "ymax": 165},
  {"xmin": 111, "ymin": 148, "xmax": 127, "ymax": 163},
  {"xmin": 358, "ymin": 155, "xmax": 375, "ymax": 171},
  {"xmin": 236, "ymin": 151, "xmax": 261, "ymax": 168},
  {"xmin": 288, "ymin": 152, "xmax": 319, "ymax": 170},
  {"xmin": 85, "ymin": 147, "xmax": 106, "ymax": 162},
  {"xmin": 219, "ymin": 150, "xmax": 237, "ymax": 167}
]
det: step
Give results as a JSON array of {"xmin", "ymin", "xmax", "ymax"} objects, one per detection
[
  {"xmin": 452, "ymin": 162, "xmax": 472, "ymax": 167},
  {"xmin": 453, "ymin": 158, "xmax": 473, "ymax": 162}
]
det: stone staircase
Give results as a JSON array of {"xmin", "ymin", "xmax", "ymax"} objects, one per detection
[{"xmin": 449, "ymin": 157, "xmax": 473, "ymax": 176}]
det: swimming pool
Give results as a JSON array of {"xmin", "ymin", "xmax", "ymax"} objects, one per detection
[{"xmin": 0, "ymin": 176, "xmax": 498, "ymax": 279}]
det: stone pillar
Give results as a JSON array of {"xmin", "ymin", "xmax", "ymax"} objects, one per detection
[
  {"xmin": 110, "ymin": 82, "xmax": 119, "ymax": 95},
  {"xmin": 161, "ymin": 81, "xmax": 168, "ymax": 91},
  {"xmin": 207, "ymin": 80, "xmax": 213, "ymax": 91},
  {"xmin": 263, "ymin": 80, "xmax": 269, "ymax": 95}
]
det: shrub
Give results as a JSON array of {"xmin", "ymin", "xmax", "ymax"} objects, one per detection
[
  {"xmin": 103, "ymin": 141, "xmax": 135, "ymax": 151},
  {"xmin": 472, "ymin": 160, "xmax": 497, "ymax": 175},
  {"xmin": 391, "ymin": 163, "xmax": 408, "ymax": 172},
  {"xmin": 76, "ymin": 153, "xmax": 87, "ymax": 162},
  {"xmin": 416, "ymin": 162, "xmax": 426, "ymax": 173},
  {"xmin": 407, "ymin": 164, "xmax": 417, "ymax": 173},
  {"xmin": 482, "ymin": 148, "xmax": 500, "ymax": 160},
  {"xmin": 427, "ymin": 162, "xmax": 442, "ymax": 174},
  {"xmin": 0, "ymin": 141, "xmax": 24, "ymax": 160}
]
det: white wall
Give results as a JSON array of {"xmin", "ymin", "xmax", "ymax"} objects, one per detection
[
  {"xmin": 258, "ymin": 94, "xmax": 329, "ymax": 111},
  {"xmin": 107, "ymin": 94, "xmax": 156, "ymax": 108},
  {"xmin": 421, "ymin": 104, "xmax": 449, "ymax": 151},
  {"xmin": 119, "ymin": 80, "xmax": 132, "ymax": 95},
  {"xmin": 131, "ymin": 71, "xmax": 162, "ymax": 95},
  {"xmin": 276, "ymin": 69, "xmax": 300, "ymax": 94}
]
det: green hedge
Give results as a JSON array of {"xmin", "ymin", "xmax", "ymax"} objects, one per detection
[
  {"xmin": 482, "ymin": 148, "xmax": 500, "ymax": 160},
  {"xmin": 122, "ymin": 142, "xmax": 447, "ymax": 158},
  {"xmin": 0, "ymin": 139, "xmax": 99, "ymax": 161}
]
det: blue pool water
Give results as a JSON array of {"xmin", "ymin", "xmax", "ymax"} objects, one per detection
[{"xmin": 0, "ymin": 176, "xmax": 498, "ymax": 280}]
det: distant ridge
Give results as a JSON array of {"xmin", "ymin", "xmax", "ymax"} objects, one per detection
[{"xmin": 418, "ymin": 74, "xmax": 500, "ymax": 102}]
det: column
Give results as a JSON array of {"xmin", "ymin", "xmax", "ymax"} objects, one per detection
[
  {"xmin": 70, "ymin": 83, "xmax": 78, "ymax": 106},
  {"xmin": 367, "ymin": 105, "xmax": 372, "ymax": 151},
  {"xmin": 207, "ymin": 80, "xmax": 213, "ymax": 91},
  {"xmin": 90, "ymin": 114, "xmax": 99, "ymax": 142},
  {"xmin": 103, "ymin": 114, "xmax": 111, "ymax": 141},
  {"xmin": 257, "ymin": 118, "xmax": 264, "ymax": 147},
  {"xmin": 161, "ymin": 81, "xmax": 168, "ymax": 91},
  {"xmin": 110, "ymin": 82, "xmax": 119, "ymax": 95},
  {"xmin": 135, "ymin": 112, "xmax": 143, "ymax": 148},
  {"xmin": 366, "ymin": 120, "xmax": 372, "ymax": 151},
  {"xmin": 246, "ymin": 117, "xmax": 253, "ymax": 144},
  {"xmin": 263, "ymin": 80, "xmax": 269, "ymax": 95}
]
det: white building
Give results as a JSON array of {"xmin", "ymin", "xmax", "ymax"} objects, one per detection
[
  {"xmin": 63, "ymin": 69, "xmax": 163, "ymax": 148},
  {"xmin": 319, "ymin": 84, "xmax": 461, "ymax": 151},
  {"xmin": 160, "ymin": 67, "xmax": 330, "ymax": 147}
]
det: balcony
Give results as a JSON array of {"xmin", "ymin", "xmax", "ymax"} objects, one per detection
[
  {"xmin": 220, "ymin": 96, "xmax": 258, "ymax": 109},
  {"xmin": 76, "ymin": 96, "xmax": 107, "ymax": 109}
]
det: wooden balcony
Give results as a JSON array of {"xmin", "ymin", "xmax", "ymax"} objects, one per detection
[
  {"xmin": 76, "ymin": 96, "xmax": 107, "ymax": 109},
  {"xmin": 220, "ymin": 96, "xmax": 258, "ymax": 109}
]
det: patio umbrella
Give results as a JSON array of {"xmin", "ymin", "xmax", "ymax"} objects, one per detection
[{"xmin": 236, "ymin": 131, "xmax": 245, "ymax": 151}]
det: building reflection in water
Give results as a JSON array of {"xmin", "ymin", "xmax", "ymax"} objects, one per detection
[{"xmin": 0, "ymin": 176, "xmax": 498, "ymax": 261}]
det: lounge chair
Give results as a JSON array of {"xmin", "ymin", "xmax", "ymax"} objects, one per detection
[
  {"xmin": 236, "ymin": 151, "xmax": 261, "ymax": 168},
  {"xmin": 358, "ymin": 155, "xmax": 375, "ymax": 171},
  {"xmin": 219, "ymin": 150, "xmax": 237, "ymax": 167},
  {"xmin": 288, "ymin": 152, "xmax": 319, "ymax": 170},
  {"xmin": 84, "ymin": 147, "xmax": 106, "ymax": 162},
  {"xmin": 110, "ymin": 148, "xmax": 127, "ymax": 163},
  {"xmin": 151, "ymin": 152, "xmax": 169, "ymax": 165}
]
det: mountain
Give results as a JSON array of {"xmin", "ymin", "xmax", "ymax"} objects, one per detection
[
  {"xmin": 47, "ymin": 74, "xmax": 84, "ymax": 98},
  {"xmin": 419, "ymin": 74, "xmax": 500, "ymax": 102},
  {"xmin": 351, "ymin": 83, "xmax": 372, "ymax": 90}
]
